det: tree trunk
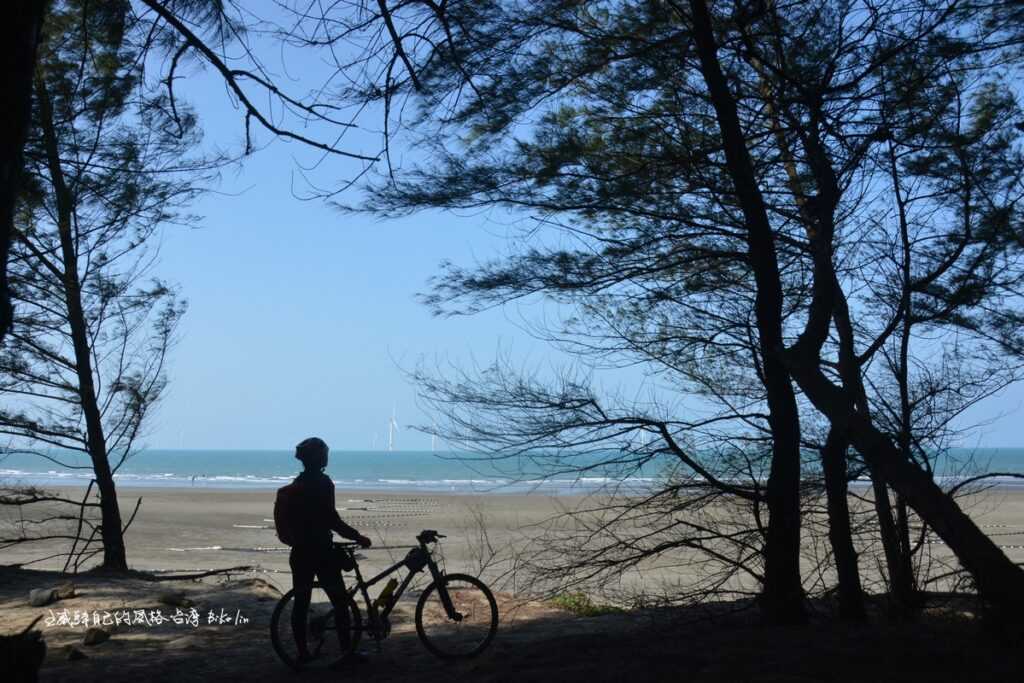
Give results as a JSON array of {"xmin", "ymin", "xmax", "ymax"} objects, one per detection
[
  {"xmin": 870, "ymin": 473, "xmax": 918, "ymax": 610},
  {"xmin": 831, "ymin": 279, "xmax": 915, "ymax": 611},
  {"xmin": 688, "ymin": 0, "xmax": 805, "ymax": 624},
  {"xmin": 0, "ymin": 1, "xmax": 48, "ymax": 343},
  {"xmin": 791, "ymin": 363, "xmax": 1024, "ymax": 614},
  {"xmin": 821, "ymin": 429, "xmax": 865, "ymax": 620},
  {"xmin": 894, "ymin": 493, "xmax": 918, "ymax": 602},
  {"xmin": 891, "ymin": 275, "xmax": 921, "ymax": 609},
  {"xmin": 35, "ymin": 72, "xmax": 128, "ymax": 572}
]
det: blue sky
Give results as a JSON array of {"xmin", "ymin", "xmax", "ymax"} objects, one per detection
[
  {"xmin": 144, "ymin": 45, "xmax": 561, "ymax": 450},
  {"xmin": 140, "ymin": 19, "xmax": 1023, "ymax": 451},
  {"xmin": 149, "ymin": 133, "xmax": 542, "ymax": 448}
]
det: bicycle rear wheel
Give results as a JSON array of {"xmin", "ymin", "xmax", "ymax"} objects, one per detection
[
  {"xmin": 270, "ymin": 582, "xmax": 362, "ymax": 670},
  {"xmin": 415, "ymin": 573, "xmax": 498, "ymax": 659}
]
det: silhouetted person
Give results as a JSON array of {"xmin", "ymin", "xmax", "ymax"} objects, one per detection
[{"xmin": 288, "ymin": 437, "xmax": 371, "ymax": 666}]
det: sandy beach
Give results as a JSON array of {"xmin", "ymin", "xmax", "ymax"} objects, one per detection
[
  {"xmin": 3, "ymin": 484, "xmax": 1024, "ymax": 681},
  {"xmin": 1, "ymin": 486, "xmax": 589, "ymax": 596},
  {"xmin": 2, "ymin": 483, "xmax": 1024, "ymax": 606},
  {"xmin": 4, "ymin": 484, "xmax": 1024, "ymax": 595}
]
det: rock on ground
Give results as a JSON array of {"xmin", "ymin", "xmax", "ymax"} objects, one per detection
[
  {"xmin": 82, "ymin": 627, "xmax": 109, "ymax": 646},
  {"xmin": 27, "ymin": 588, "xmax": 56, "ymax": 607}
]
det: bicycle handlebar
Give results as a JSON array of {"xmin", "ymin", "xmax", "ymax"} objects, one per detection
[{"xmin": 334, "ymin": 530, "xmax": 446, "ymax": 551}]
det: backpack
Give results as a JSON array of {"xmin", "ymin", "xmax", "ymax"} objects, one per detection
[{"xmin": 273, "ymin": 479, "xmax": 305, "ymax": 546}]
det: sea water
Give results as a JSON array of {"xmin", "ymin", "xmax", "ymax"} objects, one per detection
[
  {"xmin": 1, "ymin": 448, "xmax": 1022, "ymax": 495},
  {"xmin": 0, "ymin": 449, "xmax": 671, "ymax": 495}
]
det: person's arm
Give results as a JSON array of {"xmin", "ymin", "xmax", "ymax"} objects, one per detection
[{"xmin": 324, "ymin": 479, "xmax": 371, "ymax": 547}]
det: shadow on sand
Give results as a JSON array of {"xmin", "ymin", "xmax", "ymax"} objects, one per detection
[{"xmin": 2, "ymin": 565, "xmax": 1022, "ymax": 682}]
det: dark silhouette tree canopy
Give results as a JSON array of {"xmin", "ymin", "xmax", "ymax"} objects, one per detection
[
  {"xmin": 1, "ymin": 0, "xmax": 1022, "ymax": 620},
  {"xmin": 341, "ymin": 0, "xmax": 1024, "ymax": 618},
  {"xmin": 1, "ymin": 0, "xmax": 207, "ymax": 570}
]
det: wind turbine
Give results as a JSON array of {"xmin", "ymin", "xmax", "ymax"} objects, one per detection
[{"xmin": 387, "ymin": 406, "xmax": 399, "ymax": 452}]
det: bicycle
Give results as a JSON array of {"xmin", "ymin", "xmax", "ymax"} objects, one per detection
[{"xmin": 270, "ymin": 529, "xmax": 498, "ymax": 670}]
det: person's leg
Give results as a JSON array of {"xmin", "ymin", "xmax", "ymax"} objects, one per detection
[
  {"xmin": 313, "ymin": 547, "xmax": 352, "ymax": 653},
  {"xmin": 289, "ymin": 547, "xmax": 316, "ymax": 657}
]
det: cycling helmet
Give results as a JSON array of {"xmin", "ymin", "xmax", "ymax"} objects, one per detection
[{"xmin": 295, "ymin": 437, "xmax": 328, "ymax": 470}]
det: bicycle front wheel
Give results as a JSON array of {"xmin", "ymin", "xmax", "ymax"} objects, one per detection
[
  {"xmin": 270, "ymin": 582, "xmax": 362, "ymax": 671},
  {"xmin": 415, "ymin": 573, "xmax": 498, "ymax": 659}
]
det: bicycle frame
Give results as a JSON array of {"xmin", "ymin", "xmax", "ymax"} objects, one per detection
[
  {"xmin": 344, "ymin": 535, "xmax": 458, "ymax": 643},
  {"xmin": 269, "ymin": 530, "xmax": 494, "ymax": 669}
]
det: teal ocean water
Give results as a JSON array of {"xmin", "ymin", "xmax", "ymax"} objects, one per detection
[
  {"xmin": 0, "ymin": 449, "xmax": 673, "ymax": 495},
  {"xmin": 1, "ymin": 448, "xmax": 1022, "ymax": 495}
]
